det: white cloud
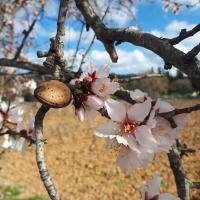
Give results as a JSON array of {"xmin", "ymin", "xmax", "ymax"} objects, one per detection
[
  {"xmin": 89, "ymin": 49, "xmax": 161, "ymax": 74},
  {"xmin": 65, "ymin": 26, "xmax": 96, "ymax": 45}
]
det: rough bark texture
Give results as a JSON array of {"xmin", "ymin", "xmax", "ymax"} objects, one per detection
[
  {"xmin": 35, "ymin": 105, "xmax": 61, "ymax": 200},
  {"xmin": 168, "ymin": 146, "xmax": 190, "ymax": 200}
]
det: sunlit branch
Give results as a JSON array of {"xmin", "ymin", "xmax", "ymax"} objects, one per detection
[{"xmin": 35, "ymin": 105, "xmax": 60, "ymax": 200}]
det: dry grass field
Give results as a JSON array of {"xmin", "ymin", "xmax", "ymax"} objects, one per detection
[{"xmin": 0, "ymin": 99, "xmax": 199, "ymax": 200}]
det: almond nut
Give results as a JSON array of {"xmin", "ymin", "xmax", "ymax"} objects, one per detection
[{"xmin": 34, "ymin": 80, "xmax": 71, "ymax": 108}]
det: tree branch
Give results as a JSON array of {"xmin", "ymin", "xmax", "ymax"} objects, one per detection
[
  {"xmin": 78, "ymin": 1, "xmax": 113, "ymax": 69},
  {"xmin": 168, "ymin": 144, "xmax": 190, "ymax": 200},
  {"xmin": 168, "ymin": 24, "xmax": 200, "ymax": 45},
  {"xmin": 55, "ymin": 0, "xmax": 68, "ymax": 61},
  {"xmin": 159, "ymin": 104, "xmax": 200, "ymax": 120},
  {"xmin": 189, "ymin": 181, "xmax": 200, "ymax": 189},
  {"xmin": 38, "ymin": 0, "xmax": 69, "ymax": 80},
  {"xmin": 0, "ymin": 58, "xmax": 49, "ymax": 74},
  {"xmin": 75, "ymin": 0, "xmax": 200, "ymax": 90},
  {"xmin": 35, "ymin": 105, "xmax": 60, "ymax": 200}
]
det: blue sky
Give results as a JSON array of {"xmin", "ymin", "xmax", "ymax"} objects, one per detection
[{"xmin": 22, "ymin": 0, "xmax": 200, "ymax": 75}]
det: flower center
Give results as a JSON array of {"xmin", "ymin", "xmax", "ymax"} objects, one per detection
[
  {"xmin": 119, "ymin": 120, "xmax": 137, "ymax": 135},
  {"xmin": 98, "ymin": 84, "xmax": 107, "ymax": 93}
]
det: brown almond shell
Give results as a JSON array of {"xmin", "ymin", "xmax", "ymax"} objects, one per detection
[{"xmin": 34, "ymin": 80, "xmax": 72, "ymax": 108}]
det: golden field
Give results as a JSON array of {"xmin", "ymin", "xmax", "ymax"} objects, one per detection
[{"xmin": 0, "ymin": 99, "xmax": 199, "ymax": 200}]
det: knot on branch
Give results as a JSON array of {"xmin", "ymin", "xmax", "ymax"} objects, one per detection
[{"xmin": 37, "ymin": 37, "xmax": 67, "ymax": 80}]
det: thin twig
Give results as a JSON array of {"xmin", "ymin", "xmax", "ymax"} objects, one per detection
[
  {"xmin": 35, "ymin": 105, "xmax": 60, "ymax": 200},
  {"xmin": 70, "ymin": 22, "xmax": 85, "ymax": 68},
  {"xmin": 78, "ymin": 0, "xmax": 115, "ymax": 68},
  {"xmin": 189, "ymin": 181, "xmax": 200, "ymax": 189},
  {"xmin": 13, "ymin": 8, "xmax": 43, "ymax": 60},
  {"xmin": 168, "ymin": 24, "xmax": 200, "ymax": 45},
  {"xmin": 159, "ymin": 104, "xmax": 200, "ymax": 120}
]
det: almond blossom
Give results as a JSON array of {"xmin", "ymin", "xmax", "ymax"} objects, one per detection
[
  {"xmin": 140, "ymin": 174, "xmax": 180, "ymax": 200},
  {"xmin": 130, "ymin": 90, "xmax": 187, "ymax": 154},
  {"xmin": 71, "ymin": 65, "xmax": 119, "ymax": 122},
  {"xmin": 150, "ymin": 99, "xmax": 187, "ymax": 153},
  {"xmin": 0, "ymin": 101, "xmax": 24, "ymax": 128},
  {"xmin": 0, "ymin": 113, "xmax": 35, "ymax": 154},
  {"xmin": 94, "ymin": 98, "xmax": 158, "ymax": 173},
  {"xmin": 0, "ymin": 134, "xmax": 25, "ymax": 152}
]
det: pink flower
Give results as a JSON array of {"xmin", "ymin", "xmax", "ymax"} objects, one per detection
[
  {"xmin": 75, "ymin": 106, "xmax": 85, "ymax": 122},
  {"xmin": 71, "ymin": 65, "xmax": 118, "ymax": 122},
  {"xmin": 151, "ymin": 99, "xmax": 187, "ymax": 153},
  {"xmin": 0, "ymin": 101, "xmax": 24, "ymax": 127},
  {"xmin": 91, "ymin": 78, "xmax": 119, "ymax": 97},
  {"xmin": 140, "ymin": 174, "xmax": 180, "ymax": 200},
  {"xmin": 94, "ymin": 99, "xmax": 158, "ymax": 173}
]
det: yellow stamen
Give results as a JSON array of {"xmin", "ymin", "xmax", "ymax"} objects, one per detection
[{"xmin": 99, "ymin": 84, "xmax": 107, "ymax": 93}]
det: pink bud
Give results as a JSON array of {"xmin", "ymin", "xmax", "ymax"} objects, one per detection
[{"xmin": 75, "ymin": 107, "xmax": 85, "ymax": 122}]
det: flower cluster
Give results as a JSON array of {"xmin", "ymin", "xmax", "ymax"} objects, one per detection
[
  {"xmin": 0, "ymin": 100, "xmax": 35, "ymax": 153},
  {"xmin": 70, "ymin": 65, "xmax": 187, "ymax": 173},
  {"xmin": 140, "ymin": 174, "xmax": 180, "ymax": 200},
  {"xmin": 71, "ymin": 65, "xmax": 119, "ymax": 121},
  {"xmin": 94, "ymin": 89, "xmax": 186, "ymax": 173}
]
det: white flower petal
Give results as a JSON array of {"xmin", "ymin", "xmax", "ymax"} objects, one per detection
[
  {"xmin": 135, "ymin": 125, "xmax": 157, "ymax": 150},
  {"xmin": 96, "ymin": 65, "xmax": 110, "ymax": 78},
  {"xmin": 91, "ymin": 78, "xmax": 119, "ymax": 97},
  {"xmin": 158, "ymin": 100, "xmax": 174, "ymax": 113},
  {"xmin": 94, "ymin": 121, "xmax": 119, "ymax": 138},
  {"xmin": 116, "ymin": 135, "xmax": 128, "ymax": 146},
  {"xmin": 148, "ymin": 174, "xmax": 161, "ymax": 198},
  {"xmin": 0, "ymin": 102, "xmax": 8, "ymax": 112},
  {"xmin": 116, "ymin": 147, "xmax": 140, "ymax": 173},
  {"xmin": 75, "ymin": 107, "xmax": 85, "ymax": 122},
  {"xmin": 123, "ymin": 134, "xmax": 140, "ymax": 153},
  {"xmin": 84, "ymin": 95, "xmax": 104, "ymax": 110},
  {"xmin": 105, "ymin": 99, "xmax": 126, "ymax": 122},
  {"xmin": 140, "ymin": 185, "xmax": 147, "ymax": 200},
  {"xmin": 130, "ymin": 89, "xmax": 150, "ymax": 102},
  {"xmin": 107, "ymin": 81, "xmax": 119, "ymax": 95},
  {"xmin": 173, "ymin": 114, "xmax": 187, "ymax": 128},
  {"xmin": 127, "ymin": 100, "xmax": 151, "ymax": 122}
]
